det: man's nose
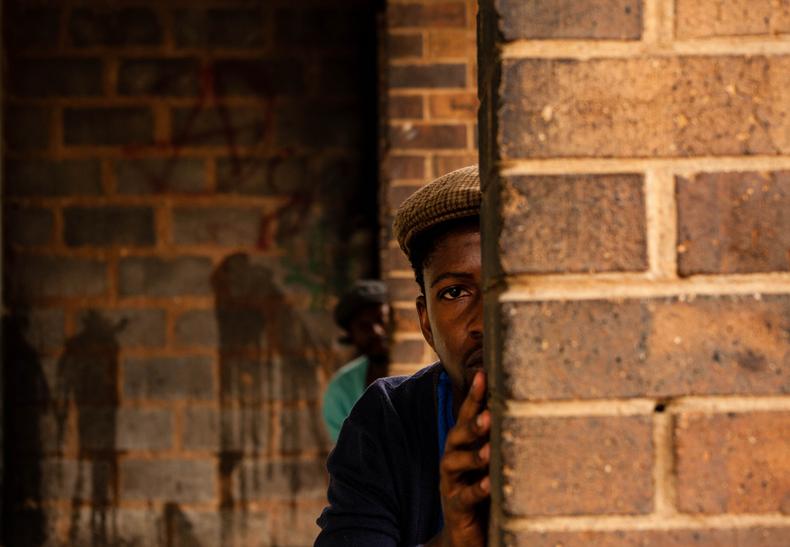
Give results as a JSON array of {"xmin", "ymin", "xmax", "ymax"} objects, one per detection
[{"xmin": 468, "ymin": 296, "xmax": 483, "ymax": 340}]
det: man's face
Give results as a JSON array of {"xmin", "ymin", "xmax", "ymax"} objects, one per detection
[
  {"xmin": 416, "ymin": 227, "xmax": 482, "ymax": 397},
  {"xmin": 348, "ymin": 303, "xmax": 391, "ymax": 361}
]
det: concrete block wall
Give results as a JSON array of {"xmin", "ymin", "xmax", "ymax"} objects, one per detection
[
  {"xmin": 479, "ymin": 0, "xmax": 790, "ymax": 545},
  {"xmin": 381, "ymin": 0, "xmax": 480, "ymax": 374},
  {"xmin": 3, "ymin": 1, "xmax": 380, "ymax": 545}
]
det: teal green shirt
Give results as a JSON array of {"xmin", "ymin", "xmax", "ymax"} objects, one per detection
[{"xmin": 323, "ymin": 355, "xmax": 369, "ymax": 442}]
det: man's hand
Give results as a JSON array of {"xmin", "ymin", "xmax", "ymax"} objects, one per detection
[{"xmin": 429, "ymin": 370, "xmax": 490, "ymax": 546}]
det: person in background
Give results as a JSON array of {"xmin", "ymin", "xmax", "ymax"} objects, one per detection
[{"xmin": 323, "ymin": 280, "xmax": 391, "ymax": 442}]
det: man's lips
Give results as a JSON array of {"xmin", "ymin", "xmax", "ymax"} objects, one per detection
[{"xmin": 465, "ymin": 347, "xmax": 484, "ymax": 368}]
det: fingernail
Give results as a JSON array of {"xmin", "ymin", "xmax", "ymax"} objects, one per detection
[
  {"xmin": 480, "ymin": 476, "xmax": 490, "ymax": 492},
  {"xmin": 479, "ymin": 444, "xmax": 489, "ymax": 460},
  {"xmin": 476, "ymin": 414, "xmax": 483, "ymax": 428}
]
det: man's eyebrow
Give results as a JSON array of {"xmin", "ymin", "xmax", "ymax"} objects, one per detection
[{"xmin": 430, "ymin": 272, "xmax": 475, "ymax": 288}]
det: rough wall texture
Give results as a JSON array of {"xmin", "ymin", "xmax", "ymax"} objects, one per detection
[
  {"xmin": 382, "ymin": 0, "xmax": 479, "ymax": 374},
  {"xmin": 479, "ymin": 0, "xmax": 790, "ymax": 545},
  {"xmin": 3, "ymin": 1, "xmax": 380, "ymax": 545}
]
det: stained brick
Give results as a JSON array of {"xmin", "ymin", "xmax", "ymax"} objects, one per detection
[
  {"xmin": 389, "ymin": 96, "xmax": 424, "ymax": 119},
  {"xmin": 171, "ymin": 108, "xmax": 267, "ymax": 147},
  {"xmin": 123, "ymin": 356, "xmax": 214, "ymax": 401},
  {"xmin": 497, "ymin": 0, "xmax": 643, "ymax": 40},
  {"xmin": 115, "ymin": 158, "xmax": 206, "ymax": 194},
  {"xmin": 499, "ymin": 174, "xmax": 647, "ymax": 273},
  {"xmin": 500, "ymin": 56, "xmax": 790, "ymax": 158},
  {"xmin": 9, "ymin": 58, "xmax": 103, "ymax": 97},
  {"xmin": 121, "ymin": 459, "xmax": 215, "ymax": 502},
  {"xmin": 173, "ymin": 8, "xmax": 265, "ymax": 48},
  {"xmin": 675, "ymin": 0, "xmax": 790, "ymax": 38},
  {"xmin": 5, "ymin": 205, "xmax": 54, "ymax": 246},
  {"xmin": 232, "ymin": 460, "xmax": 326, "ymax": 501},
  {"xmin": 182, "ymin": 408, "xmax": 270, "ymax": 452},
  {"xmin": 64, "ymin": 206, "xmax": 155, "ymax": 247},
  {"xmin": 92, "ymin": 308, "xmax": 166, "ymax": 349},
  {"xmin": 389, "ymin": 2, "xmax": 467, "ymax": 28},
  {"xmin": 118, "ymin": 256, "xmax": 212, "ymax": 297},
  {"xmin": 8, "ymin": 256, "xmax": 107, "ymax": 299},
  {"xmin": 429, "ymin": 92, "xmax": 478, "ymax": 119},
  {"xmin": 215, "ymin": 157, "xmax": 308, "ymax": 195},
  {"xmin": 502, "ymin": 295, "xmax": 790, "ymax": 401},
  {"xmin": 5, "ymin": 107, "xmax": 51, "ymax": 150},
  {"xmin": 5, "ymin": 159, "xmax": 101, "ymax": 197},
  {"xmin": 390, "ymin": 63, "xmax": 466, "ymax": 88},
  {"xmin": 387, "ymin": 156, "xmax": 424, "ymax": 180},
  {"xmin": 506, "ymin": 527, "xmax": 790, "ymax": 547},
  {"xmin": 69, "ymin": 7, "xmax": 161, "ymax": 47},
  {"xmin": 118, "ymin": 58, "xmax": 199, "ymax": 96},
  {"xmin": 281, "ymin": 408, "xmax": 329, "ymax": 453},
  {"xmin": 676, "ymin": 171, "xmax": 790, "ymax": 275},
  {"xmin": 389, "ymin": 33, "xmax": 423, "ymax": 58},
  {"xmin": 389, "ymin": 124, "xmax": 466, "ymax": 149},
  {"xmin": 64, "ymin": 108, "xmax": 154, "ymax": 146},
  {"xmin": 675, "ymin": 412, "xmax": 790, "ymax": 514},
  {"xmin": 213, "ymin": 59, "xmax": 305, "ymax": 96},
  {"xmin": 4, "ymin": 6, "xmax": 61, "ymax": 49},
  {"xmin": 174, "ymin": 309, "xmax": 218, "ymax": 348},
  {"xmin": 501, "ymin": 416, "xmax": 654, "ymax": 516},
  {"xmin": 427, "ymin": 30, "xmax": 474, "ymax": 58},
  {"xmin": 76, "ymin": 407, "xmax": 173, "ymax": 451},
  {"xmin": 172, "ymin": 207, "xmax": 262, "ymax": 246}
]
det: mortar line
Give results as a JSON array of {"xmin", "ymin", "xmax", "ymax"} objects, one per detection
[
  {"xmin": 641, "ymin": 0, "xmax": 661, "ymax": 47},
  {"xmin": 652, "ymin": 412, "xmax": 677, "ymax": 516},
  {"xmin": 499, "ymin": 156, "xmax": 790, "ymax": 175},
  {"xmin": 644, "ymin": 168, "xmax": 678, "ymax": 280},
  {"xmin": 503, "ymin": 513, "xmax": 790, "ymax": 532}
]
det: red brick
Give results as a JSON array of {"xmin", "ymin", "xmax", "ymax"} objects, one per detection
[
  {"xmin": 427, "ymin": 30, "xmax": 474, "ymax": 58},
  {"xmin": 173, "ymin": 8, "xmax": 264, "ymax": 48},
  {"xmin": 386, "ymin": 277, "xmax": 421, "ymax": 302},
  {"xmin": 392, "ymin": 339, "xmax": 429, "ymax": 363},
  {"xmin": 433, "ymin": 154, "xmax": 478, "ymax": 176},
  {"xmin": 499, "ymin": 174, "xmax": 647, "ymax": 273},
  {"xmin": 497, "ymin": 0, "xmax": 643, "ymax": 40},
  {"xmin": 9, "ymin": 58, "xmax": 102, "ymax": 97},
  {"xmin": 118, "ymin": 58, "xmax": 200, "ymax": 97},
  {"xmin": 121, "ymin": 459, "xmax": 215, "ymax": 502},
  {"xmin": 389, "ymin": 2, "xmax": 467, "ymax": 28},
  {"xmin": 676, "ymin": 171, "xmax": 790, "ymax": 275},
  {"xmin": 394, "ymin": 307, "xmax": 420, "ymax": 333},
  {"xmin": 115, "ymin": 158, "xmax": 206, "ymax": 194},
  {"xmin": 123, "ymin": 356, "xmax": 214, "ymax": 401},
  {"xmin": 172, "ymin": 207, "xmax": 262, "ymax": 247},
  {"xmin": 675, "ymin": 0, "xmax": 790, "ymax": 38},
  {"xmin": 501, "ymin": 295, "xmax": 790, "ymax": 401},
  {"xmin": 389, "ymin": 33, "xmax": 423, "ymax": 58},
  {"xmin": 171, "ymin": 107, "xmax": 266, "ymax": 147},
  {"xmin": 385, "ymin": 246, "xmax": 413, "ymax": 273},
  {"xmin": 675, "ymin": 412, "xmax": 790, "ymax": 514},
  {"xmin": 64, "ymin": 206, "xmax": 155, "ymax": 247},
  {"xmin": 390, "ymin": 63, "xmax": 466, "ymax": 88},
  {"xmin": 5, "ymin": 206, "xmax": 54, "ymax": 246},
  {"xmin": 389, "ymin": 123, "xmax": 466, "ymax": 149},
  {"xmin": 118, "ymin": 256, "xmax": 212, "ymax": 297},
  {"xmin": 388, "ymin": 95, "xmax": 424, "ymax": 119},
  {"xmin": 500, "ymin": 56, "xmax": 790, "ymax": 158},
  {"xmin": 64, "ymin": 108, "xmax": 154, "ymax": 146},
  {"xmin": 5, "ymin": 159, "xmax": 102, "ymax": 197},
  {"xmin": 428, "ymin": 92, "xmax": 478, "ymax": 119},
  {"xmin": 506, "ymin": 527, "xmax": 790, "ymax": 547},
  {"xmin": 387, "ymin": 156, "xmax": 425, "ymax": 180},
  {"xmin": 8, "ymin": 255, "xmax": 107, "ymax": 300},
  {"xmin": 501, "ymin": 416, "xmax": 653, "ymax": 516},
  {"xmin": 387, "ymin": 184, "xmax": 421, "ymax": 210},
  {"xmin": 69, "ymin": 7, "xmax": 161, "ymax": 47}
]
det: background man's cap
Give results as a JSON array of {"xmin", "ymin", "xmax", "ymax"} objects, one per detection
[
  {"xmin": 334, "ymin": 279, "xmax": 389, "ymax": 331},
  {"xmin": 392, "ymin": 165, "xmax": 480, "ymax": 257}
]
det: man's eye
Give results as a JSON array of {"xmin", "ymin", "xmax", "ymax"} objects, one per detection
[{"xmin": 439, "ymin": 286, "xmax": 467, "ymax": 300}]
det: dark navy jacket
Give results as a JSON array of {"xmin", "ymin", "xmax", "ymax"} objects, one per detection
[{"xmin": 316, "ymin": 363, "xmax": 443, "ymax": 546}]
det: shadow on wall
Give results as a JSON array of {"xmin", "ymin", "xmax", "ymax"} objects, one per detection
[{"xmin": 212, "ymin": 253, "xmax": 331, "ymax": 543}]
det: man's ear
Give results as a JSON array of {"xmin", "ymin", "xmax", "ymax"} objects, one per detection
[{"xmin": 416, "ymin": 294, "xmax": 434, "ymax": 349}]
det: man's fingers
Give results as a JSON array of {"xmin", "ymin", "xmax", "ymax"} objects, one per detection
[
  {"xmin": 441, "ymin": 443, "xmax": 490, "ymax": 475},
  {"xmin": 446, "ymin": 476, "xmax": 490, "ymax": 512},
  {"xmin": 456, "ymin": 371, "xmax": 486, "ymax": 424},
  {"xmin": 445, "ymin": 408, "xmax": 490, "ymax": 448}
]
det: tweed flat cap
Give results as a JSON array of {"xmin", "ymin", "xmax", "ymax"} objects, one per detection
[{"xmin": 393, "ymin": 165, "xmax": 480, "ymax": 256}]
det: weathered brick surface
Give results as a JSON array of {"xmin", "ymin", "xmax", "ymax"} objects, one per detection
[
  {"xmin": 121, "ymin": 459, "xmax": 215, "ymax": 502},
  {"xmin": 8, "ymin": 256, "xmax": 108, "ymax": 299},
  {"xmin": 677, "ymin": 171, "xmax": 790, "ymax": 275},
  {"xmin": 501, "ymin": 416, "xmax": 654, "ymax": 516},
  {"xmin": 389, "ymin": 96, "xmax": 424, "ymax": 119},
  {"xmin": 215, "ymin": 157, "xmax": 307, "ymax": 195},
  {"xmin": 392, "ymin": 339, "xmax": 429, "ymax": 363},
  {"xmin": 97, "ymin": 308, "xmax": 167, "ymax": 348},
  {"xmin": 114, "ymin": 158, "xmax": 207, "ymax": 194},
  {"xmin": 675, "ymin": 412, "xmax": 790, "ymax": 514},
  {"xmin": 4, "ymin": 106, "xmax": 51, "ymax": 150},
  {"xmin": 389, "ymin": 33, "xmax": 424, "ymax": 58},
  {"xmin": 118, "ymin": 58, "xmax": 200, "ymax": 96},
  {"xmin": 497, "ymin": 0, "xmax": 643, "ymax": 40},
  {"xmin": 173, "ymin": 8, "xmax": 265, "ymax": 48},
  {"xmin": 500, "ymin": 56, "xmax": 790, "ymax": 158},
  {"xmin": 5, "ymin": 159, "xmax": 102, "ymax": 197},
  {"xmin": 428, "ymin": 92, "xmax": 478, "ymax": 119},
  {"xmin": 427, "ymin": 29, "xmax": 474, "ymax": 58},
  {"xmin": 675, "ymin": 0, "xmax": 790, "ymax": 38},
  {"xmin": 390, "ymin": 63, "xmax": 466, "ymax": 88},
  {"xmin": 64, "ymin": 206, "xmax": 156, "ymax": 247},
  {"xmin": 502, "ymin": 295, "xmax": 790, "ymax": 401},
  {"xmin": 118, "ymin": 256, "xmax": 212, "ymax": 297},
  {"xmin": 123, "ymin": 356, "xmax": 214, "ymax": 400},
  {"xmin": 389, "ymin": 2, "xmax": 467, "ymax": 28},
  {"xmin": 182, "ymin": 407, "xmax": 270, "ymax": 452},
  {"xmin": 13, "ymin": 308, "xmax": 66, "ymax": 353},
  {"xmin": 171, "ymin": 108, "xmax": 266, "ymax": 147},
  {"xmin": 8, "ymin": 58, "xmax": 103, "ymax": 97},
  {"xmin": 232, "ymin": 460, "xmax": 327, "ymax": 500},
  {"xmin": 5, "ymin": 206, "xmax": 54, "ymax": 246},
  {"xmin": 499, "ymin": 174, "xmax": 647, "ymax": 273},
  {"xmin": 75, "ymin": 407, "xmax": 173, "ymax": 451},
  {"xmin": 506, "ymin": 527, "xmax": 790, "ymax": 547},
  {"xmin": 172, "ymin": 207, "xmax": 262, "ymax": 246},
  {"xmin": 213, "ymin": 59, "xmax": 305, "ymax": 96},
  {"xmin": 389, "ymin": 123, "xmax": 467, "ymax": 149},
  {"xmin": 174, "ymin": 309, "xmax": 218, "ymax": 348},
  {"xmin": 69, "ymin": 7, "xmax": 162, "ymax": 46},
  {"xmin": 64, "ymin": 108, "xmax": 154, "ymax": 146}
]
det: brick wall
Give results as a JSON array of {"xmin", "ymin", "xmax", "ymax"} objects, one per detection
[
  {"xmin": 480, "ymin": 0, "xmax": 790, "ymax": 545},
  {"xmin": 3, "ymin": 1, "xmax": 380, "ymax": 545},
  {"xmin": 382, "ymin": 0, "xmax": 479, "ymax": 374}
]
